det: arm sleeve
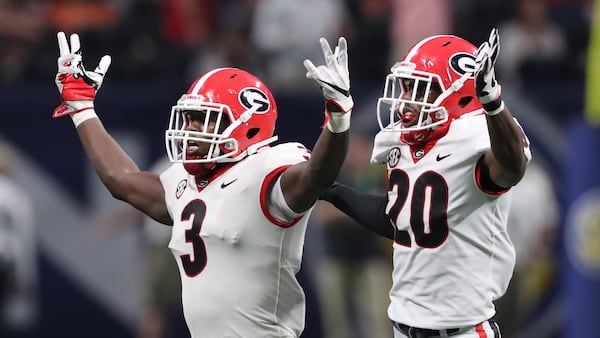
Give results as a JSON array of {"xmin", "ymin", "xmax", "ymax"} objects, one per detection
[
  {"xmin": 269, "ymin": 174, "xmax": 303, "ymax": 222},
  {"xmin": 320, "ymin": 183, "xmax": 394, "ymax": 240}
]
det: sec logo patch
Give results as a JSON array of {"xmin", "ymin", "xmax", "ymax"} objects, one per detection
[
  {"xmin": 387, "ymin": 147, "xmax": 401, "ymax": 167},
  {"xmin": 176, "ymin": 179, "xmax": 187, "ymax": 199}
]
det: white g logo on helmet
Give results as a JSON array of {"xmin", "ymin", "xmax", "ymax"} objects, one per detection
[
  {"xmin": 450, "ymin": 52, "xmax": 476, "ymax": 76},
  {"xmin": 239, "ymin": 88, "xmax": 270, "ymax": 114}
]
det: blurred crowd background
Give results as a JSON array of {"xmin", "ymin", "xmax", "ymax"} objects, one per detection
[
  {"xmin": 0, "ymin": 0, "xmax": 598, "ymax": 338},
  {"xmin": 0, "ymin": 0, "xmax": 591, "ymax": 91}
]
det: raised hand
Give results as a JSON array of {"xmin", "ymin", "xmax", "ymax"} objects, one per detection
[
  {"xmin": 53, "ymin": 31, "xmax": 111, "ymax": 118},
  {"xmin": 304, "ymin": 37, "xmax": 353, "ymax": 114},
  {"xmin": 475, "ymin": 28, "xmax": 504, "ymax": 116}
]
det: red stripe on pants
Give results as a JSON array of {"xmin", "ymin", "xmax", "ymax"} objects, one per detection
[{"xmin": 476, "ymin": 322, "xmax": 487, "ymax": 338}]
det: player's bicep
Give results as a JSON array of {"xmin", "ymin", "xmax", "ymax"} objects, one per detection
[
  {"xmin": 477, "ymin": 154, "xmax": 510, "ymax": 194},
  {"xmin": 484, "ymin": 115, "xmax": 530, "ymax": 187},
  {"xmin": 279, "ymin": 161, "xmax": 321, "ymax": 213},
  {"xmin": 118, "ymin": 172, "xmax": 171, "ymax": 225}
]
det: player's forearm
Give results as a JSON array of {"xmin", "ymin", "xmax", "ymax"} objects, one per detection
[
  {"xmin": 308, "ymin": 129, "xmax": 349, "ymax": 189},
  {"xmin": 486, "ymin": 107, "xmax": 527, "ymax": 185},
  {"xmin": 76, "ymin": 118, "xmax": 141, "ymax": 196},
  {"xmin": 321, "ymin": 183, "xmax": 394, "ymax": 240}
]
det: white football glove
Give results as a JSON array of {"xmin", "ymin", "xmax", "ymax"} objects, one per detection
[
  {"xmin": 475, "ymin": 28, "xmax": 504, "ymax": 116},
  {"xmin": 304, "ymin": 37, "xmax": 353, "ymax": 133},
  {"xmin": 53, "ymin": 31, "xmax": 111, "ymax": 121}
]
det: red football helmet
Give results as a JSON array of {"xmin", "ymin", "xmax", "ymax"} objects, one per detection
[
  {"xmin": 376, "ymin": 35, "xmax": 482, "ymax": 145},
  {"xmin": 165, "ymin": 68, "xmax": 278, "ymax": 176}
]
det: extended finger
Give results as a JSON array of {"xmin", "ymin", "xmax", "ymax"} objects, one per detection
[
  {"xmin": 474, "ymin": 48, "xmax": 488, "ymax": 74},
  {"xmin": 488, "ymin": 28, "xmax": 498, "ymax": 45},
  {"xmin": 476, "ymin": 42, "xmax": 489, "ymax": 61},
  {"xmin": 488, "ymin": 29, "xmax": 499, "ymax": 64},
  {"xmin": 303, "ymin": 59, "xmax": 319, "ymax": 78},
  {"xmin": 331, "ymin": 54, "xmax": 349, "ymax": 88},
  {"xmin": 319, "ymin": 37, "xmax": 334, "ymax": 66},
  {"xmin": 338, "ymin": 37, "xmax": 348, "ymax": 56},
  {"xmin": 336, "ymin": 37, "xmax": 349, "ymax": 68},
  {"xmin": 57, "ymin": 32, "xmax": 69, "ymax": 56},
  {"xmin": 95, "ymin": 55, "xmax": 112, "ymax": 74},
  {"xmin": 70, "ymin": 33, "xmax": 81, "ymax": 54}
]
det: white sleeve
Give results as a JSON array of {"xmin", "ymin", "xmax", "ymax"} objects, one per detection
[{"xmin": 268, "ymin": 175, "xmax": 303, "ymax": 223}]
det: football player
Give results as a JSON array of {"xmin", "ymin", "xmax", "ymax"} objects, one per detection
[
  {"xmin": 52, "ymin": 32, "xmax": 353, "ymax": 338},
  {"xmin": 320, "ymin": 29, "xmax": 532, "ymax": 338}
]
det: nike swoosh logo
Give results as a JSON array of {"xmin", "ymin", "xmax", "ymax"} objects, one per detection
[
  {"xmin": 319, "ymin": 80, "xmax": 350, "ymax": 97},
  {"xmin": 436, "ymin": 154, "xmax": 451, "ymax": 161},
  {"xmin": 221, "ymin": 179, "xmax": 238, "ymax": 189}
]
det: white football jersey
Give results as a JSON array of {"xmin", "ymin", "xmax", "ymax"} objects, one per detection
[
  {"xmin": 160, "ymin": 142, "xmax": 312, "ymax": 338},
  {"xmin": 373, "ymin": 112, "xmax": 531, "ymax": 329}
]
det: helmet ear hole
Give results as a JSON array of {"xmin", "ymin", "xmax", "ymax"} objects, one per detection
[
  {"xmin": 247, "ymin": 127, "xmax": 260, "ymax": 139},
  {"xmin": 458, "ymin": 96, "xmax": 473, "ymax": 107}
]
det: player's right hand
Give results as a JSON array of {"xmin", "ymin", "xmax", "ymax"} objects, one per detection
[
  {"xmin": 303, "ymin": 37, "xmax": 354, "ymax": 114},
  {"xmin": 53, "ymin": 32, "xmax": 111, "ymax": 118},
  {"xmin": 474, "ymin": 28, "xmax": 504, "ymax": 116}
]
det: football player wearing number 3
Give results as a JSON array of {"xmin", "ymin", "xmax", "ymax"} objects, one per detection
[
  {"xmin": 320, "ymin": 29, "xmax": 531, "ymax": 338},
  {"xmin": 52, "ymin": 31, "xmax": 353, "ymax": 338}
]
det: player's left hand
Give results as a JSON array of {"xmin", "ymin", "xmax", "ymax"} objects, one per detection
[
  {"xmin": 53, "ymin": 31, "xmax": 111, "ymax": 118},
  {"xmin": 303, "ymin": 37, "xmax": 354, "ymax": 114},
  {"xmin": 475, "ymin": 28, "xmax": 504, "ymax": 116}
]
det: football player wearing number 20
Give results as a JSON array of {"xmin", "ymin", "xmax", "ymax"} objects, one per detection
[
  {"xmin": 320, "ymin": 29, "xmax": 532, "ymax": 338},
  {"xmin": 52, "ymin": 31, "xmax": 353, "ymax": 338}
]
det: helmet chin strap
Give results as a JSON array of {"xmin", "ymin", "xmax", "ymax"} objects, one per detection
[
  {"xmin": 221, "ymin": 106, "xmax": 259, "ymax": 137},
  {"xmin": 412, "ymin": 72, "xmax": 471, "ymax": 130},
  {"xmin": 433, "ymin": 71, "xmax": 471, "ymax": 107},
  {"xmin": 245, "ymin": 136, "xmax": 278, "ymax": 156},
  {"xmin": 215, "ymin": 104, "xmax": 278, "ymax": 163},
  {"xmin": 225, "ymin": 136, "xmax": 279, "ymax": 162}
]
